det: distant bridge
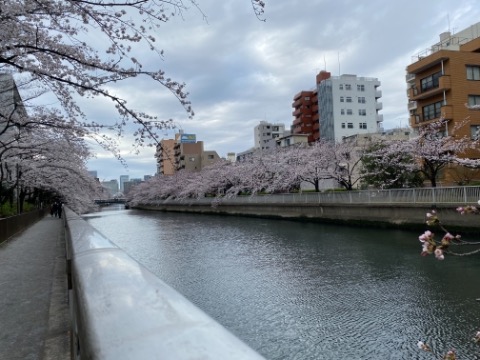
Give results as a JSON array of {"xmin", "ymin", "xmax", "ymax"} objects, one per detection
[{"xmin": 94, "ymin": 198, "xmax": 127, "ymax": 205}]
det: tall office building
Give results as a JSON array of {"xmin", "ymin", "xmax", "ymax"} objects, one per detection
[
  {"xmin": 318, "ymin": 74, "xmax": 383, "ymax": 142},
  {"xmin": 406, "ymin": 22, "xmax": 480, "ymax": 148},
  {"xmin": 119, "ymin": 175, "xmax": 129, "ymax": 192}
]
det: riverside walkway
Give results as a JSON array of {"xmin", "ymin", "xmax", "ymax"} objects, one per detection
[{"xmin": 0, "ymin": 215, "xmax": 70, "ymax": 360}]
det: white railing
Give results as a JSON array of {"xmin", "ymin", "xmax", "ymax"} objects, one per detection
[{"xmin": 158, "ymin": 186, "xmax": 480, "ymax": 207}]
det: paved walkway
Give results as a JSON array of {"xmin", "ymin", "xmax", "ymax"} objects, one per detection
[{"xmin": 0, "ymin": 215, "xmax": 70, "ymax": 360}]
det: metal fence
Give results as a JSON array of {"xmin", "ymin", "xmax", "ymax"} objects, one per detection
[{"xmin": 162, "ymin": 186, "xmax": 480, "ymax": 206}]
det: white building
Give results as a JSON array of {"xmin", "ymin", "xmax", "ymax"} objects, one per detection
[
  {"xmin": 254, "ymin": 121, "xmax": 285, "ymax": 150},
  {"xmin": 318, "ymin": 74, "xmax": 383, "ymax": 142}
]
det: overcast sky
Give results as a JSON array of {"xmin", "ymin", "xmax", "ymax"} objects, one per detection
[{"xmin": 83, "ymin": 0, "xmax": 480, "ymax": 182}]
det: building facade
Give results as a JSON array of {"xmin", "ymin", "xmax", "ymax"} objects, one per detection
[
  {"xmin": 254, "ymin": 121, "xmax": 285, "ymax": 150},
  {"xmin": 406, "ymin": 22, "xmax": 480, "ymax": 146},
  {"xmin": 119, "ymin": 175, "xmax": 129, "ymax": 192},
  {"xmin": 318, "ymin": 74, "xmax": 383, "ymax": 142},
  {"xmin": 156, "ymin": 138, "xmax": 176, "ymax": 176},
  {"xmin": 292, "ymin": 70, "xmax": 331, "ymax": 142},
  {"xmin": 155, "ymin": 132, "xmax": 220, "ymax": 174}
]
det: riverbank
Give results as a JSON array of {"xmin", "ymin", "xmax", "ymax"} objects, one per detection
[{"xmin": 134, "ymin": 201, "xmax": 480, "ymax": 235}]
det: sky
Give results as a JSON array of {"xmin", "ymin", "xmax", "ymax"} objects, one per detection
[{"xmin": 83, "ymin": 0, "xmax": 480, "ymax": 182}]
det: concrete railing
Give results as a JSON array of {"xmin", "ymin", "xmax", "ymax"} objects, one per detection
[{"xmin": 64, "ymin": 207, "xmax": 265, "ymax": 360}]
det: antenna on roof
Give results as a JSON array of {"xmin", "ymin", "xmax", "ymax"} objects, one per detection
[{"xmin": 338, "ymin": 52, "xmax": 341, "ymax": 75}]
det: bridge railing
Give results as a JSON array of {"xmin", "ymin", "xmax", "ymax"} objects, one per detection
[{"xmin": 64, "ymin": 207, "xmax": 265, "ymax": 360}]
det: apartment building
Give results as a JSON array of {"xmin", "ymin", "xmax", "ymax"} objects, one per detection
[
  {"xmin": 156, "ymin": 138, "xmax": 176, "ymax": 176},
  {"xmin": 254, "ymin": 121, "xmax": 285, "ymax": 150},
  {"xmin": 155, "ymin": 132, "xmax": 220, "ymax": 174},
  {"xmin": 318, "ymin": 74, "xmax": 383, "ymax": 142},
  {"xmin": 291, "ymin": 70, "xmax": 331, "ymax": 142},
  {"xmin": 406, "ymin": 22, "xmax": 480, "ymax": 146}
]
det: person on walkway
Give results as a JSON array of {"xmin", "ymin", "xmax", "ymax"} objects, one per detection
[
  {"xmin": 56, "ymin": 203, "xmax": 63, "ymax": 219},
  {"xmin": 50, "ymin": 202, "xmax": 58, "ymax": 217}
]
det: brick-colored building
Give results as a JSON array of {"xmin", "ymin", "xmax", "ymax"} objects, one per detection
[
  {"xmin": 406, "ymin": 22, "xmax": 480, "ymax": 144},
  {"xmin": 406, "ymin": 22, "xmax": 480, "ymax": 184},
  {"xmin": 291, "ymin": 71, "xmax": 331, "ymax": 142}
]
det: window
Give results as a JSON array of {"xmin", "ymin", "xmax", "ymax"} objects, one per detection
[
  {"xmin": 467, "ymin": 66, "xmax": 480, "ymax": 80},
  {"xmin": 471, "ymin": 125, "xmax": 480, "ymax": 140},
  {"xmin": 357, "ymin": 84, "xmax": 365, "ymax": 91},
  {"xmin": 341, "ymin": 123, "xmax": 345, "ymax": 129},
  {"xmin": 340, "ymin": 96, "xmax": 344, "ymax": 102},
  {"xmin": 208, "ymin": 154, "xmax": 215, "ymax": 159},
  {"xmin": 341, "ymin": 109, "xmax": 345, "ymax": 115},
  {"xmin": 305, "ymin": 96, "xmax": 310, "ymax": 100},
  {"xmin": 420, "ymin": 71, "xmax": 442, "ymax": 92},
  {"xmin": 345, "ymin": 84, "xmax": 352, "ymax": 90},
  {"xmin": 422, "ymin": 101, "xmax": 443, "ymax": 121},
  {"xmin": 358, "ymin": 109, "xmax": 366, "ymax": 116},
  {"xmin": 468, "ymin": 95, "xmax": 480, "ymax": 106},
  {"xmin": 358, "ymin": 97, "xmax": 366, "ymax": 103},
  {"xmin": 347, "ymin": 123, "xmax": 353, "ymax": 129},
  {"xmin": 346, "ymin": 97, "xmax": 352, "ymax": 103},
  {"xmin": 359, "ymin": 123, "xmax": 367, "ymax": 129},
  {"xmin": 189, "ymin": 157, "xmax": 196, "ymax": 162},
  {"xmin": 339, "ymin": 84, "xmax": 344, "ymax": 90},
  {"xmin": 347, "ymin": 109, "xmax": 353, "ymax": 115}
]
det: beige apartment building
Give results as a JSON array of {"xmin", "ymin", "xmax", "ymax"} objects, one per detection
[{"xmin": 155, "ymin": 132, "xmax": 220, "ymax": 175}]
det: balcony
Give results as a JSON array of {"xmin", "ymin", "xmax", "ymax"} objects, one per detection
[
  {"xmin": 376, "ymin": 114, "xmax": 383, "ymax": 123},
  {"xmin": 408, "ymin": 101, "xmax": 417, "ymax": 111},
  {"xmin": 376, "ymin": 102, "xmax": 383, "ymax": 110},
  {"xmin": 375, "ymin": 90, "xmax": 382, "ymax": 98},
  {"xmin": 409, "ymin": 105, "xmax": 453, "ymax": 126},
  {"xmin": 409, "ymin": 75, "xmax": 451, "ymax": 101},
  {"xmin": 406, "ymin": 73, "xmax": 415, "ymax": 83}
]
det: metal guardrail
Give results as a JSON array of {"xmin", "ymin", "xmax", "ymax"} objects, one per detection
[
  {"xmin": 155, "ymin": 186, "xmax": 480, "ymax": 207},
  {"xmin": 64, "ymin": 207, "xmax": 265, "ymax": 360}
]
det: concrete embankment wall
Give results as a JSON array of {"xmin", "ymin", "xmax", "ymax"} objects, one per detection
[{"xmin": 136, "ymin": 202, "xmax": 480, "ymax": 234}]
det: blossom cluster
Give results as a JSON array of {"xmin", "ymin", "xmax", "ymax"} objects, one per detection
[{"xmin": 419, "ymin": 210, "xmax": 460, "ymax": 260}]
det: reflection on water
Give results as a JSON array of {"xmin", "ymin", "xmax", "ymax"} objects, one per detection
[{"xmin": 84, "ymin": 205, "xmax": 480, "ymax": 360}]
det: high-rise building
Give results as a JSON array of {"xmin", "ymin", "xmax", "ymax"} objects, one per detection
[
  {"xmin": 406, "ymin": 22, "xmax": 480, "ymax": 147},
  {"xmin": 254, "ymin": 121, "xmax": 285, "ymax": 150},
  {"xmin": 319, "ymin": 74, "xmax": 383, "ymax": 142},
  {"xmin": 101, "ymin": 179, "xmax": 119, "ymax": 196},
  {"xmin": 119, "ymin": 175, "xmax": 129, "ymax": 192}
]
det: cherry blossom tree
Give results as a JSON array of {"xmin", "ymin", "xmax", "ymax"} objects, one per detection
[
  {"xmin": 360, "ymin": 139, "xmax": 423, "ymax": 189},
  {"xmin": 405, "ymin": 119, "xmax": 480, "ymax": 187}
]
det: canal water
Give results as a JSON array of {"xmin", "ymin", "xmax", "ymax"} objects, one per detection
[{"xmin": 84, "ymin": 205, "xmax": 480, "ymax": 360}]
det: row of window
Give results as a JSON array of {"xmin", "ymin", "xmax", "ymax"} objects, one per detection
[
  {"xmin": 419, "ymin": 66, "xmax": 480, "ymax": 93},
  {"xmin": 340, "ymin": 109, "xmax": 367, "ymax": 116},
  {"xmin": 422, "ymin": 95, "xmax": 480, "ymax": 120},
  {"xmin": 339, "ymin": 84, "xmax": 366, "ymax": 91},
  {"xmin": 340, "ymin": 96, "xmax": 366, "ymax": 103},
  {"xmin": 341, "ymin": 123, "xmax": 368, "ymax": 129}
]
